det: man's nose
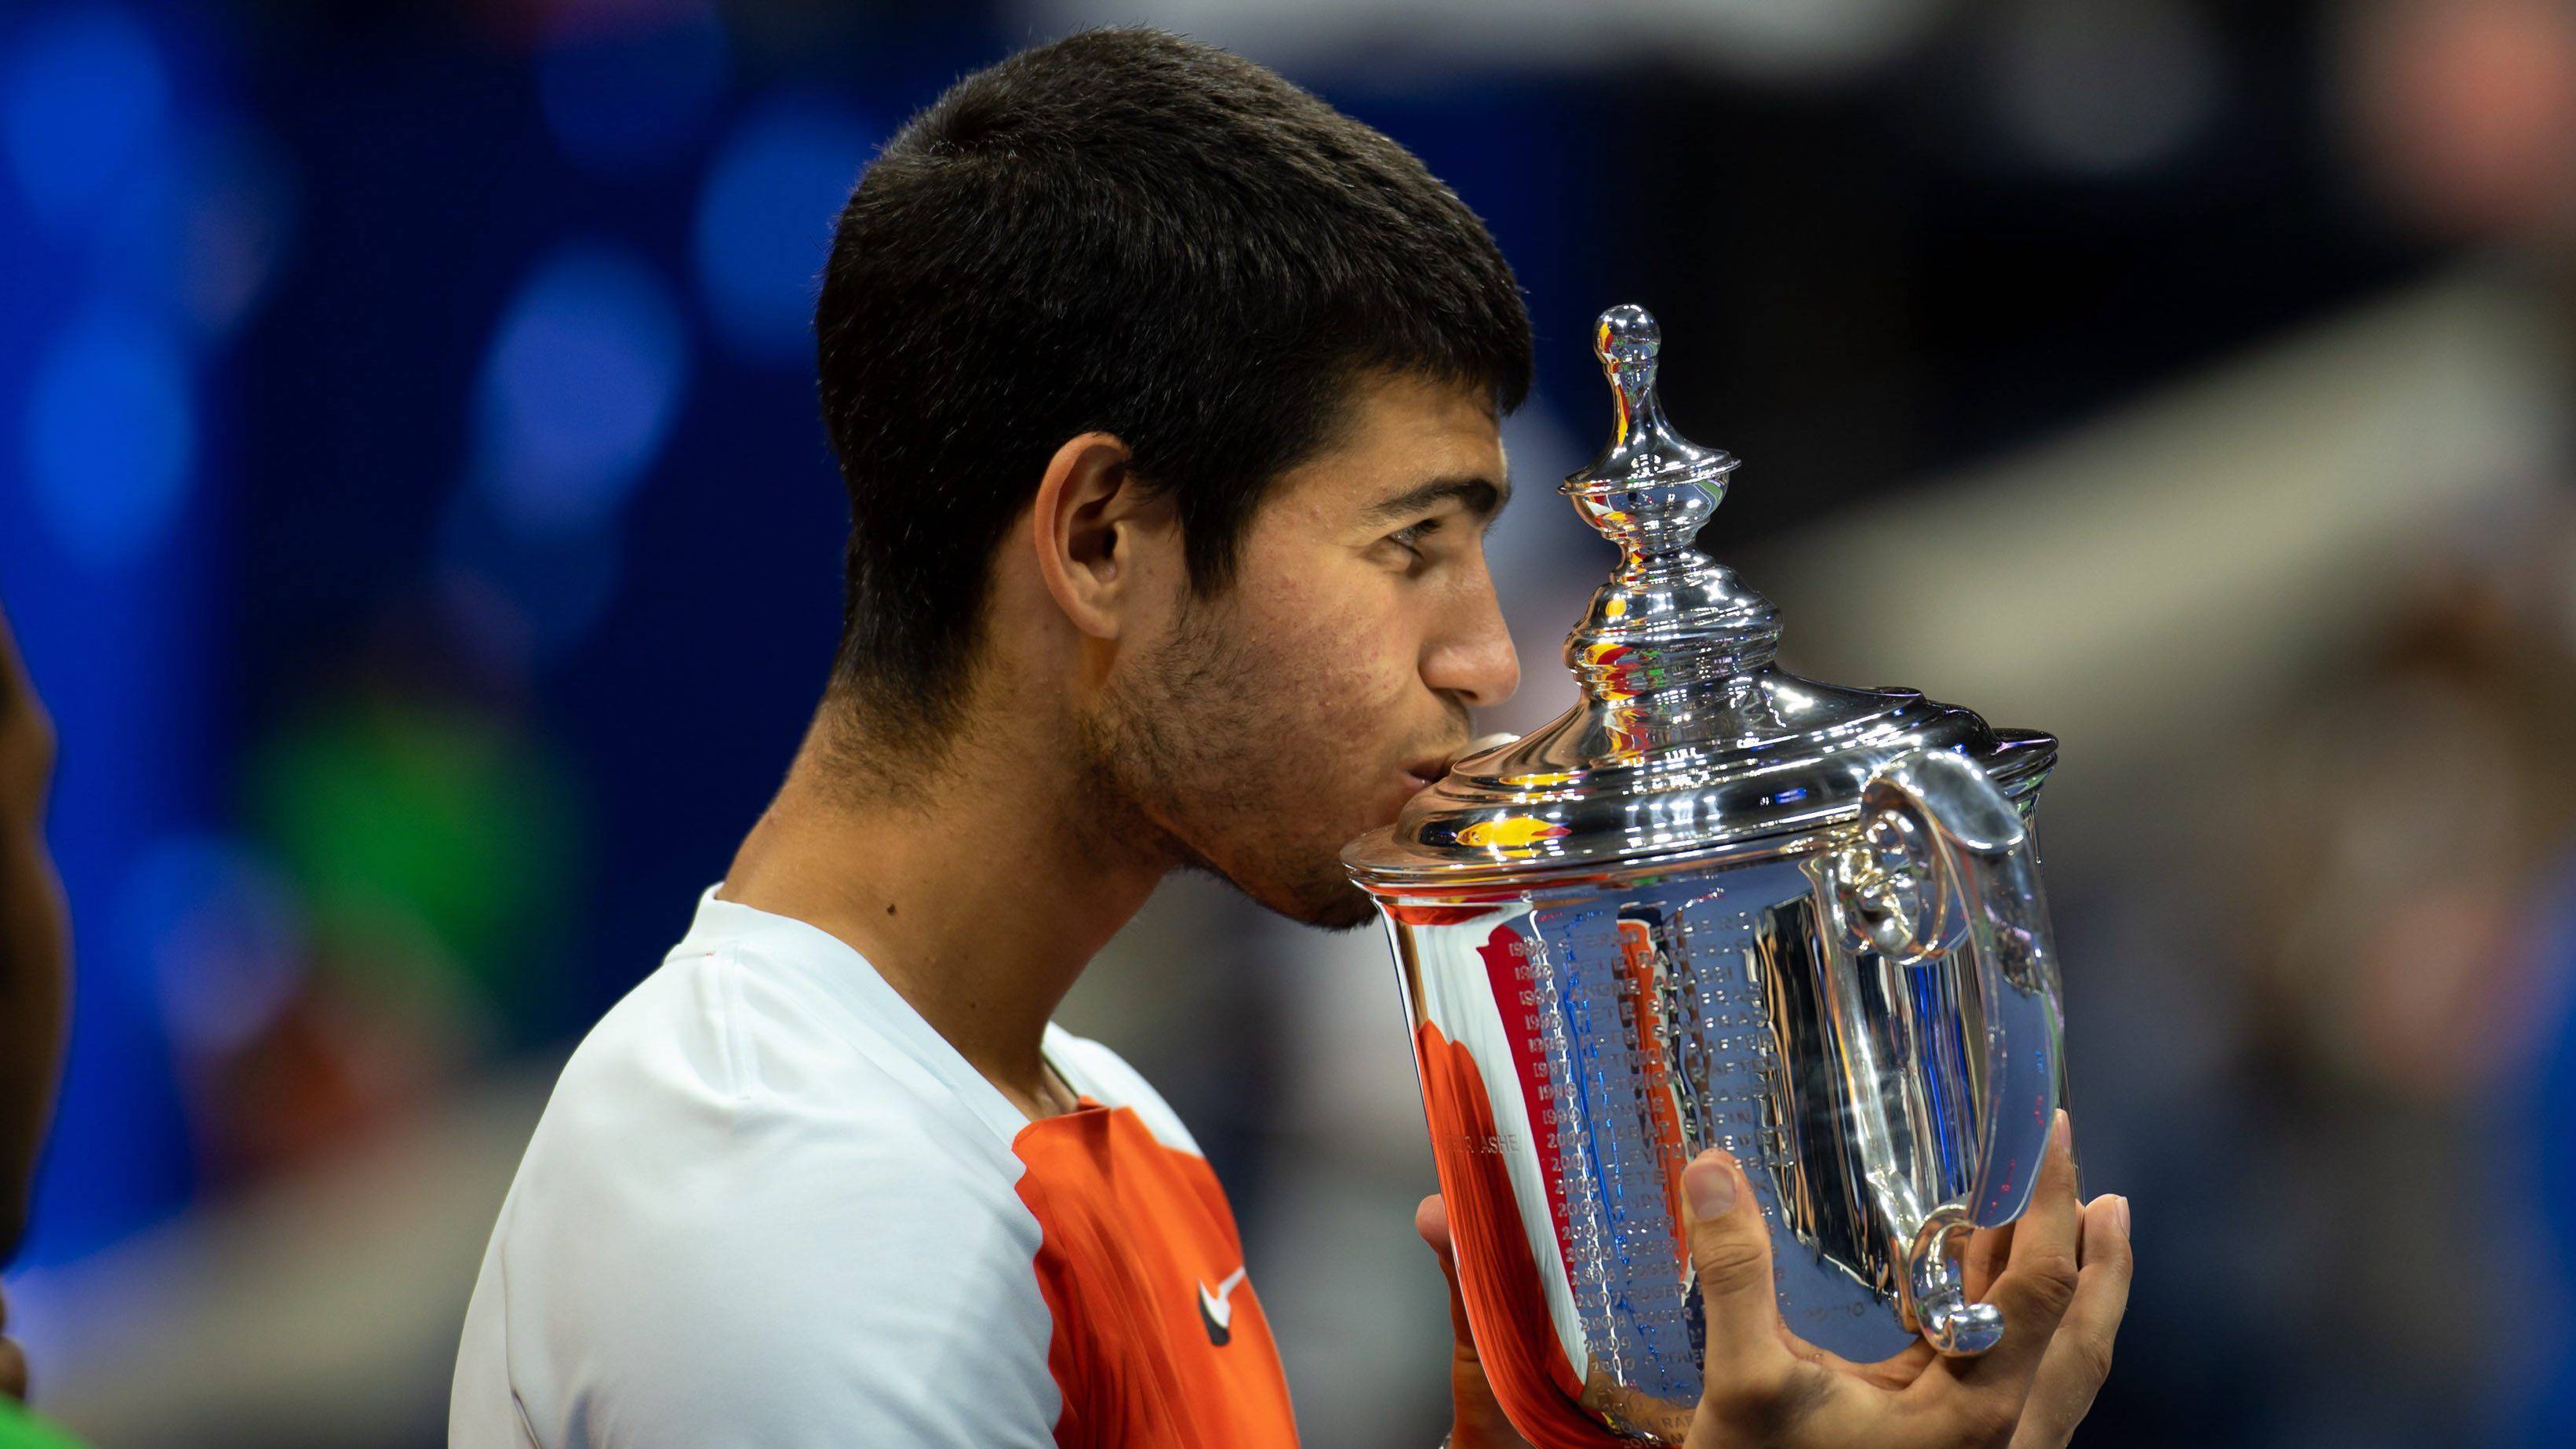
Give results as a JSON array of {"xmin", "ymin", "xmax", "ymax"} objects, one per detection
[{"xmin": 1423, "ymin": 572, "xmax": 1519, "ymax": 710}]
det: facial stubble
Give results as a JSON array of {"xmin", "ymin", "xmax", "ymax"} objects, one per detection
[{"xmin": 1073, "ymin": 600, "xmax": 1382, "ymax": 931}]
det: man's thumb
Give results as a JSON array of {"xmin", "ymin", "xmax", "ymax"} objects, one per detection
[
  {"xmin": 1681, "ymin": 1149, "xmax": 1784, "ymax": 1369},
  {"xmin": 1414, "ymin": 1194, "xmax": 1476, "ymax": 1349}
]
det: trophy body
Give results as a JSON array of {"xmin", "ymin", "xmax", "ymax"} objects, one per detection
[{"xmin": 1345, "ymin": 308, "xmax": 2068, "ymax": 1446}]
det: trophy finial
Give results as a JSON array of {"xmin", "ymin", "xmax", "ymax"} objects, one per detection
[
  {"xmin": 1565, "ymin": 304, "xmax": 1737, "ymax": 560},
  {"xmin": 1595, "ymin": 303, "xmax": 1661, "ymax": 367},
  {"xmin": 1561, "ymin": 304, "xmax": 1777, "ymax": 711},
  {"xmin": 1595, "ymin": 304, "xmax": 1663, "ymax": 452}
]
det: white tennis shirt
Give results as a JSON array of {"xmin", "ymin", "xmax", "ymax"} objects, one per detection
[{"xmin": 449, "ymin": 890, "xmax": 1298, "ymax": 1447}]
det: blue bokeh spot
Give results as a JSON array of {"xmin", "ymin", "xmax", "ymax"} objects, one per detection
[
  {"xmin": 693, "ymin": 93, "xmax": 878, "ymax": 364},
  {"xmin": 122, "ymin": 832, "xmax": 306, "ymax": 1056},
  {"xmin": 472, "ymin": 242, "xmax": 689, "ymax": 539},
  {"xmin": 25, "ymin": 307, "xmax": 197, "ymax": 570},
  {"xmin": 537, "ymin": 0, "xmax": 728, "ymax": 176},
  {"xmin": 2, "ymin": 4, "xmax": 171, "ymax": 235}
]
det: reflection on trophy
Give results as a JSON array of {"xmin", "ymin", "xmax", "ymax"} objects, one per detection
[{"xmin": 1344, "ymin": 306, "xmax": 2071, "ymax": 1445}]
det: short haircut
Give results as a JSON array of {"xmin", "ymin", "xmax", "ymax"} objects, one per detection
[{"xmin": 814, "ymin": 27, "xmax": 1533, "ymax": 745}]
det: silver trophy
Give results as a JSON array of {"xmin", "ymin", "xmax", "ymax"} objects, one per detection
[{"xmin": 1344, "ymin": 306, "xmax": 2067, "ymax": 1445}]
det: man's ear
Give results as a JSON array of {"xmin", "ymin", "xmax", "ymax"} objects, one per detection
[{"xmin": 1030, "ymin": 431, "xmax": 1173, "ymax": 640}]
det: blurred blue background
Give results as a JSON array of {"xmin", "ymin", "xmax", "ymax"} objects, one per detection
[{"xmin": 5, "ymin": 1, "xmax": 2576, "ymax": 1445}]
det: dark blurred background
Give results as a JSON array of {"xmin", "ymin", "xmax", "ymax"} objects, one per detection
[{"xmin": 5, "ymin": 0, "xmax": 2575, "ymax": 1445}]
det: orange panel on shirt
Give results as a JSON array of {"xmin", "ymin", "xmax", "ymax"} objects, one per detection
[{"xmin": 1011, "ymin": 1103, "xmax": 1300, "ymax": 1448}]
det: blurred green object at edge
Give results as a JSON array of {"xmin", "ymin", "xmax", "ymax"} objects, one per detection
[{"xmin": 0, "ymin": 1400, "xmax": 85, "ymax": 1449}]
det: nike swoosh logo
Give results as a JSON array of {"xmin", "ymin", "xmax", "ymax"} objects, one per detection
[{"xmin": 1196, "ymin": 1266, "xmax": 1248, "ymax": 1346}]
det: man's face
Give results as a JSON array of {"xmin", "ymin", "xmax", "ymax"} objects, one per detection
[{"xmin": 1082, "ymin": 373, "xmax": 1519, "ymax": 929}]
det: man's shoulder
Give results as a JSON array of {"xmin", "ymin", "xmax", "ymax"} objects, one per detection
[
  {"xmin": 481, "ymin": 932, "xmax": 1058, "ymax": 1303},
  {"xmin": 526, "ymin": 939, "xmax": 1031, "ymax": 1211},
  {"xmin": 460, "ymin": 944, "xmax": 1064, "ymax": 1447}
]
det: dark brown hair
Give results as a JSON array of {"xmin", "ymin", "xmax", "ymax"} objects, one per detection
[{"xmin": 814, "ymin": 27, "xmax": 1532, "ymax": 742}]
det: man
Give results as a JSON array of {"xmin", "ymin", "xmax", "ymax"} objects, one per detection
[
  {"xmin": 0, "ymin": 599, "xmax": 81, "ymax": 1447},
  {"xmin": 451, "ymin": 28, "xmax": 2129, "ymax": 1448}
]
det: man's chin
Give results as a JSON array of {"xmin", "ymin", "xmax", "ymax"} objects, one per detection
[
  {"xmin": 1188, "ymin": 855, "xmax": 1381, "ymax": 932},
  {"xmin": 1245, "ymin": 873, "xmax": 1380, "ymax": 932},
  {"xmin": 1279, "ymin": 882, "xmax": 1380, "ymax": 932}
]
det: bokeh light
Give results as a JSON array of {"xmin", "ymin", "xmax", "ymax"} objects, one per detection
[
  {"xmin": 126, "ymin": 834, "xmax": 307, "ymax": 1058},
  {"xmin": 165, "ymin": 122, "xmax": 297, "ymax": 340},
  {"xmin": 24, "ymin": 307, "xmax": 196, "ymax": 571},
  {"xmin": 81, "ymin": 115, "xmax": 299, "ymax": 344},
  {"xmin": 251, "ymin": 696, "xmax": 584, "ymax": 1028},
  {"xmin": 1988, "ymin": 0, "xmax": 2221, "ymax": 177},
  {"xmin": 693, "ymin": 91, "xmax": 877, "ymax": 365},
  {"xmin": 469, "ymin": 242, "xmax": 689, "ymax": 541},
  {"xmin": 537, "ymin": 0, "xmax": 729, "ymax": 176},
  {"xmin": 1, "ymin": 4, "xmax": 169, "ymax": 237}
]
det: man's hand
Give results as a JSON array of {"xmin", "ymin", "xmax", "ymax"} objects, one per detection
[
  {"xmin": 1420, "ymin": 1112, "xmax": 2130, "ymax": 1448},
  {"xmin": 1416, "ymin": 1194, "xmax": 1536, "ymax": 1449}
]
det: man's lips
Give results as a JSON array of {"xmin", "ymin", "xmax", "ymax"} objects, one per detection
[
  {"xmin": 1403, "ymin": 731, "xmax": 1519, "ymax": 794},
  {"xmin": 1399, "ymin": 744, "xmax": 1468, "ymax": 794},
  {"xmin": 1395, "ymin": 755, "xmax": 1450, "ymax": 801},
  {"xmin": 1399, "ymin": 733, "xmax": 1515, "ymax": 800}
]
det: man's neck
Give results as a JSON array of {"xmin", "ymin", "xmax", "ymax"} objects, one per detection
[{"xmin": 718, "ymin": 713, "xmax": 1167, "ymax": 1120}]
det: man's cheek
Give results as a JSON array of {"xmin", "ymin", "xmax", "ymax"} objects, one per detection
[
  {"xmin": 1327, "ymin": 599, "xmax": 1423, "ymax": 694},
  {"xmin": 1253, "ymin": 644, "xmax": 1359, "ymax": 726},
  {"xmin": 1310, "ymin": 667, "xmax": 1410, "ymax": 760}
]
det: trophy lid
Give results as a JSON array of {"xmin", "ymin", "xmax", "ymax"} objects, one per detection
[{"xmin": 1343, "ymin": 305, "xmax": 2056, "ymax": 888}]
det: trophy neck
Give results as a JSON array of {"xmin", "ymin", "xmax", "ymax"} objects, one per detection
[
  {"xmin": 1558, "ymin": 304, "xmax": 1779, "ymax": 709},
  {"xmin": 1341, "ymin": 303, "xmax": 2057, "ymax": 888}
]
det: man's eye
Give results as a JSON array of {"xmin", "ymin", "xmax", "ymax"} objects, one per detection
[{"xmin": 1391, "ymin": 517, "xmax": 1444, "ymax": 556}]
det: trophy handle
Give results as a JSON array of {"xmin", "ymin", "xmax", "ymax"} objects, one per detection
[{"xmin": 1841, "ymin": 748, "xmax": 2065, "ymax": 1356}]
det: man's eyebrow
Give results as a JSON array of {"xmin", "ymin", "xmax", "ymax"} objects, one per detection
[{"xmin": 1360, "ymin": 475, "xmax": 1513, "ymax": 527}]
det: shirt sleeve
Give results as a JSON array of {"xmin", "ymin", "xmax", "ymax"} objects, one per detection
[{"xmin": 454, "ymin": 1025, "xmax": 1064, "ymax": 1448}]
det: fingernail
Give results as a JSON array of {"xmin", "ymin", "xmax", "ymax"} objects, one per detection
[
  {"xmin": 1684, "ymin": 1152, "xmax": 1737, "ymax": 1221},
  {"xmin": 2112, "ymin": 1194, "xmax": 2131, "ymax": 1238},
  {"xmin": 2052, "ymin": 1109, "xmax": 2072, "ymax": 1153}
]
